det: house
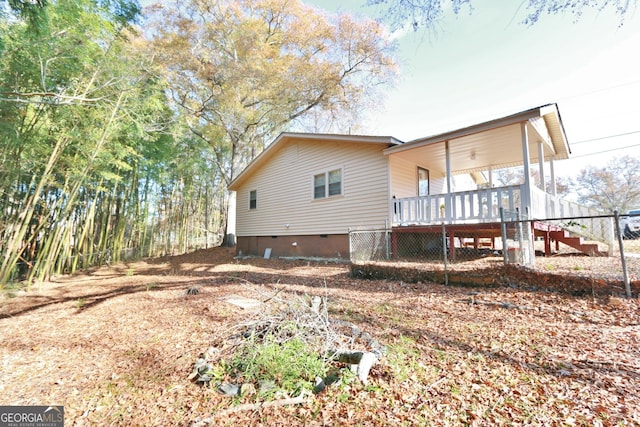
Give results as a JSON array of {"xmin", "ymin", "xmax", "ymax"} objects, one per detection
[{"xmin": 228, "ymin": 103, "xmax": 609, "ymax": 259}]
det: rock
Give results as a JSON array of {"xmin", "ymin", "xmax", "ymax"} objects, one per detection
[
  {"xmin": 259, "ymin": 380, "xmax": 277, "ymax": 394},
  {"xmin": 313, "ymin": 377, "xmax": 326, "ymax": 394},
  {"xmin": 190, "ymin": 357, "xmax": 213, "ymax": 383},
  {"xmin": 356, "ymin": 352, "xmax": 378, "ymax": 385},
  {"xmin": 218, "ymin": 383, "xmax": 240, "ymax": 396}
]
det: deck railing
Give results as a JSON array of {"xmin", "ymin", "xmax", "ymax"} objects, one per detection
[
  {"xmin": 391, "ymin": 186, "xmax": 613, "ymax": 249},
  {"xmin": 530, "ymin": 187, "xmax": 613, "ymax": 248},
  {"xmin": 530, "ymin": 186, "xmax": 599, "ymax": 219},
  {"xmin": 392, "ymin": 184, "xmax": 523, "ymax": 225}
]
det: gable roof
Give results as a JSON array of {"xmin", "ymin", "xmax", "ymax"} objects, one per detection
[{"xmin": 228, "ymin": 132, "xmax": 403, "ymax": 191}]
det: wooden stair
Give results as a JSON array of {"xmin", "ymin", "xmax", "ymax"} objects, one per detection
[
  {"xmin": 534, "ymin": 222, "xmax": 607, "ymax": 257},
  {"xmin": 549, "ymin": 230, "xmax": 606, "ymax": 256}
]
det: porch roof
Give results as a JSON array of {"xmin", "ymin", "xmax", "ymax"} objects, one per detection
[{"xmin": 383, "ymin": 103, "xmax": 570, "ymax": 178}]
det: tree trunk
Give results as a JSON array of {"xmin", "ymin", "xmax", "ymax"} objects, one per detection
[{"xmin": 222, "ymin": 190, "xmax": 236, "ymax": 247}]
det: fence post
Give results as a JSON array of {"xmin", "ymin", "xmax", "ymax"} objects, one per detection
[
  {"xmin": 515, "ymin": 208, "xmax": 523, "ymax": 264},
  {"xmin": 500, "ymin": 207, "xmax": 508, "ymax": 265},
  {"xmin": 348, "ymin": 227, "xmax": 352, "ymax": 263},
  {"xmin": 525, "ymin": 206, "xmax": 533, "ymax": 266},
  {"xmin": 384, "ymin": 220, "xmax": 390, "ymax": 260},
  {"xmin": 614, "ymin": 210, "xmax": 631, "ymax": 297},
  {"xmin": 442, "ymin": 222, "xmax": 448, "ymax": 286},
  {"xmin": 385, "ymin": 231, "xmax": 390, "ymax": 261}
]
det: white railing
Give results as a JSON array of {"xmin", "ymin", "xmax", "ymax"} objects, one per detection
[
  {"xmin": 530, "ymin": 186, "xmax": 599, "ymax": 219},
  {"xmin": 531, "ymin": 187, "xmax": 613, "ymax": 250},
  {"xmin": 391, "ymin": 185, "xmax": 614, "ymax": 252},
  {"xmin": 392, "ymin": 184, "xmax": 523, "ymax": 225}
]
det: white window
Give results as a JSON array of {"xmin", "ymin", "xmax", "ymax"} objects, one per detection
[
  {"xmin": 418, "ymin": 167, "xmax": 429, "ymax": 197},
  {"xmin": 313, "ymin": 168, "xmax": 342, "ymax": 199},
  {"xmin": 249, "ymin": 190, "xmax": 257, "ymax": 210}
]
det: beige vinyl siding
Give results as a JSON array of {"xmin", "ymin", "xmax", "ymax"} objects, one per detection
[
  {"xmin": 236, "ymin": 139, "xmax": 390, "ymax": 236},
  {"xmin": 431, "ymin": 178, "xmax": 446, "ymax": 194},
  {"xmin": 390, "ymin": 155, "xmax": 448, "ymax": 197},
  {"xmin": 389, "ymin": 155, "xmax": 416, "ymax": 198}
]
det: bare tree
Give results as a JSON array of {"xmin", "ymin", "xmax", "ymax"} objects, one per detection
[
  {"xmin": 494, "ymin": 167, "xmax": 572, "ymax": 198},
  {"xmin": 365, "ymin": 0, "xmax": 637, "ymax": 31},
  {"xmin": 572, "ymin": 155, "xmax": 640, "ymax": 213}
]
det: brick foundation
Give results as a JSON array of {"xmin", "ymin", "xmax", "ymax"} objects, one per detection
[{"xmin": 236, "ymin": 234, "xmax": 349, "ymax": 259}]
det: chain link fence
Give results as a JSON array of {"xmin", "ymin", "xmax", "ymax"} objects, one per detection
[
  {"xmin": 501, "ymin": 209, "xmax": 534, "ymax": 266},
  {"xmin": 349, "ymin": 210, "xmax": 640, "ymax": 297}
]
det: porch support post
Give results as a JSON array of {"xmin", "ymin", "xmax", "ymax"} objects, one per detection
[
  {"xmin": 448, "ymin": 233, "xmax": 456, "ymax": 260},
  {"xmin": 521, "ymin": 122, "xmax": 532, "ymax": 217},
  {"xmin": 544, "ymin": 230, "xmax": 551, "ymax": 256},
  {"xmin": 549, "ymin": 155, "xmax": 557, "ymax": 197},
  {"xmin": 537, "ymin": 141, "xmax": 546, "ymax": 192},
  {"xmin": 445, "ymin": 140, "xmax": 452, "ymax": 221}
]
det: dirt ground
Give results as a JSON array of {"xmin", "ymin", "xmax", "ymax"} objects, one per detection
[{"xmin": 1, "ymin": 247, "xmax": 639, "ymax": 426}]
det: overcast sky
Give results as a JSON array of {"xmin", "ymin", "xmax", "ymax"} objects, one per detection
[{"xmin": 305, "ymin": 0, "xmax": 640, "ymax": 177}]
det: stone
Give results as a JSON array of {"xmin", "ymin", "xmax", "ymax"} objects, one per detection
[{"xmin": 218, "ymin": 383, "xmax": 240, "ymax": 396}]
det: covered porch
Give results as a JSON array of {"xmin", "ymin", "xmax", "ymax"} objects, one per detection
[
  {"xmin": 385, "ymin": 104, "xmax": 574, "ymax": 226},
  {"xmin": 390, "ymin": 186, "xmax": 611, "ymax": 260},
  {"xmin": 384, "ymin": 104, "xmax": 611, "ymax": 258}
]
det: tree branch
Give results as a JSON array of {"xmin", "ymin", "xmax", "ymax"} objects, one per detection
[
  {"xmin": 190, "ymin": 394, "xmax": 310, "ymax": 426},
  {"xmin": 0, "ymin": 92, "xmax": 104, "ymax": 105}
]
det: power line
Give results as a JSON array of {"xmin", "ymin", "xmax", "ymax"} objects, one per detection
[
  {"xmin": 571, "ymin": 129, "xmax": 640, "ymax": 145},
  {"xmin": 570, "ymin": 142, "xmax": 640, "ymax": 159},
  {"xmin": 558, "ymin": 79, "xmax": 640, "ymax": 102}
]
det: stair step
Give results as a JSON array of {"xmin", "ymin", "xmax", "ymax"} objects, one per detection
[
  {"xmin": 576, "ymin": 244, "xmax": 605, "ymax": 257},
  {"xmin": 547, "ymin": 229, "xmax": 605, "ymax": 257}
]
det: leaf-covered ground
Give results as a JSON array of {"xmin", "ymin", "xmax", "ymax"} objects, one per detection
[{"xmin": 1, "ymin": 247, "xmax": 639, "ymax": 426}]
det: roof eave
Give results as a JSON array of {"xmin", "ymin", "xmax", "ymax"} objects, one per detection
[
  {"xmin": 541, "ymin": 104, "xmax": 571, "ymax": 158},
  {"xmin": 384, "ymin": 103, "xmax": 567, "ymax": 156}
]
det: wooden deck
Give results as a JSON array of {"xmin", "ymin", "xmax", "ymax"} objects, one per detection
[
  {"xmin": 391, "ymin": 223, "xmax": 505, "ymax": 261},
  {"xmin": 392, "ymin": 220, "xmax": 609, "ymax": 260},
  {"xmin": 391, "ymin": 184, "xmax": 613, "ymax": 259}
]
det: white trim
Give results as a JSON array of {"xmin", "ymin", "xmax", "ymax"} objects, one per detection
[
  {"xmin": 417, "ymin": 166, "xmax": 430, "ymax": 197},
  {"xmin": 311, "ymin": 167, "xmax": 344, "ymax": 201},
  {"xmin": 248, "ymin": 189, "xmax": 257, "ymax": 211}
]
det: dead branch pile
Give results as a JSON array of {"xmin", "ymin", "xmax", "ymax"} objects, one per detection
[{"xmin": 190, "ymin": 286, "xmax": 386, "ymax": 395}]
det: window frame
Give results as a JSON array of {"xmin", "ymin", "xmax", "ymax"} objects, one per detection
[
  {"xmin": 417, "ymin": 166, "xmax": 430, "ymax": 197},
  {"xmin": 312, "ymin": 167, "xmax": 343, "ymax": 200},
  {"xmin": 249, "ymin": 189, "xmax": 257, "ymax": 210}
]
